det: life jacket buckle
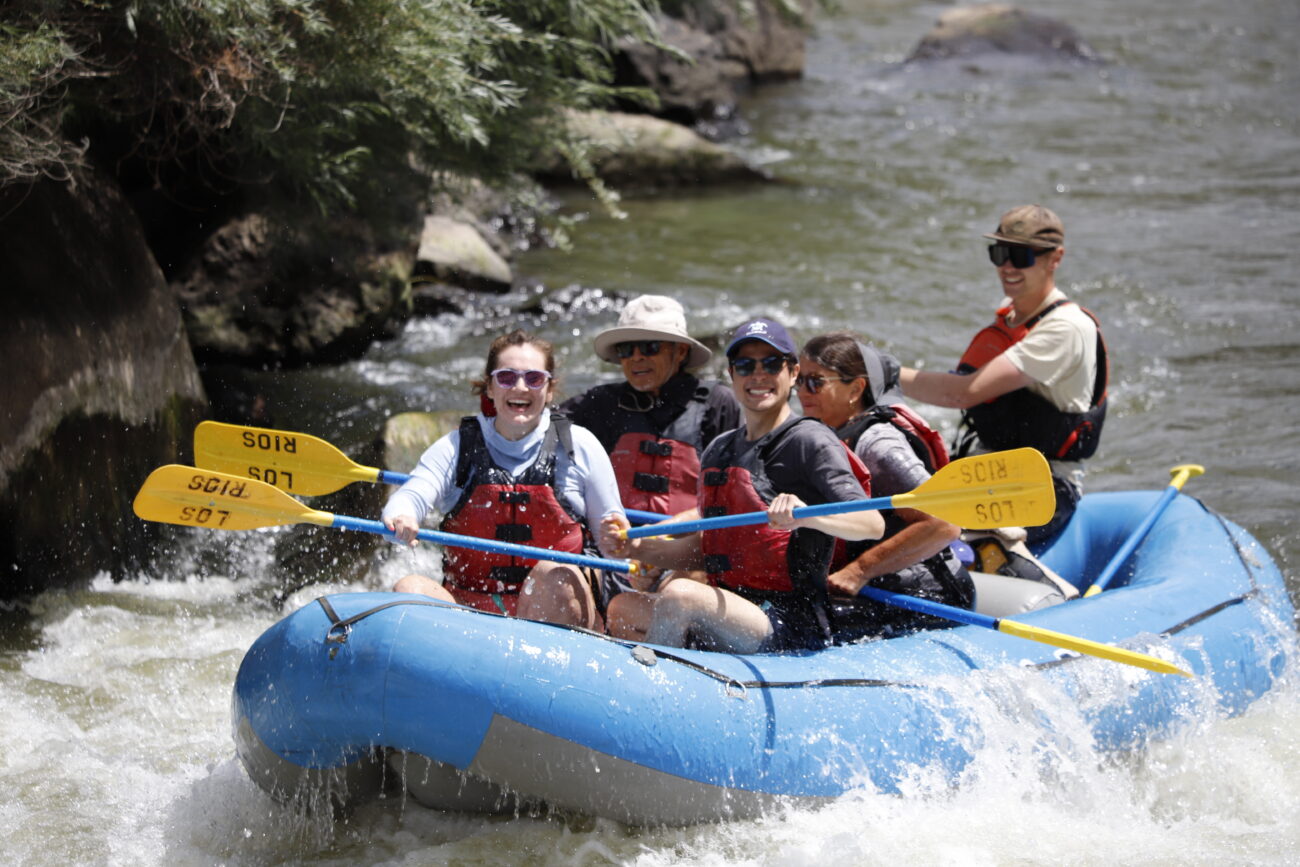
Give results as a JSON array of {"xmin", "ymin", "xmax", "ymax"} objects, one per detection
[
  {"xmin": 495, "ymin": 523, "xmax": 533, "ymax": 543},
  {"xmin": 632, "ymin": 471, "xmax": 670, "ymax": 493}
]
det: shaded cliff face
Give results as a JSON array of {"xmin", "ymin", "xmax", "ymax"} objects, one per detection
[{"xmin": 0, "ymin": 168, "xmax": 209, "ymax": 597}]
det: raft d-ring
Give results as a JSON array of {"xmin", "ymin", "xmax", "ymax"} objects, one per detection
[
  {"xmin": 724, "ymin": 679, "xmax": 748, "ymax": 700},
  {"xmin": 326, "ymin": 623, "xmax": 352, "ymax": 658}
]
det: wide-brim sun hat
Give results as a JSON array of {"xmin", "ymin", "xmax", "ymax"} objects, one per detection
[{"xmin": 593, "ymin": 295, "xmax": 713, "ymax": 368}]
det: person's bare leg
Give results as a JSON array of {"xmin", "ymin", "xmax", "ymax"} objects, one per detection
[
  {"xmin": 606, "ymin": 591, "xmax": 654, "ymax": 640},
  {"xmin": 607, "ymin": 570, "xmax": 710, "ymax": 640},
  {"xmin": 392, "ymin": 573, "xmax": 455, "ymax": 604},
  {"xmin": 645, "ymin": 579, "xmax": 771, "ymax": 652},
  {"xmin": 517, "ymin": 561, "xmax": 601, "ymax": 629}
]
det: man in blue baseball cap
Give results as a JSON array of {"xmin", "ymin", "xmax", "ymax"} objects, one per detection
[{"xmin": 723, "ymin": 316, "xmax": 798, "ymax": 358}]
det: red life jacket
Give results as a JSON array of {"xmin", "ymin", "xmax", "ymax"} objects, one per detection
[
  {"xmin": 828, "ymin": 444, "xmax": 876, "ymax": 574},
  {"xmin": 608, "ymin": 390, "xmax": 709, "ymax": 515},
  {"xmin": 956, "ymin": 299, "xmax": 1109, "ymax": 461},
  {"xmin": 698, "ymin": 417, "xmax": 866, "ymax": 595},
  {"xmin": 439, "ymin": 416, "xmax": 586, "ymax": 615}
]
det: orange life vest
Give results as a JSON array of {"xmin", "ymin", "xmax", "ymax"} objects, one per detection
[{"xmin": 956, "ymin": 300, "xmax": 1108, "ymax": 460}]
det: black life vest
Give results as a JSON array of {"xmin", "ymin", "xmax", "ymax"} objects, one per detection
[
  {"xmin": 956, "ymin": 299, "xmax": 1109, "ymax": 461},
  {"xmin": 439, "ymin": 416, "xmax": 586, "ymax": 614}
]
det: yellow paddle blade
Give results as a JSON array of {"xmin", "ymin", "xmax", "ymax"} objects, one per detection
[
  {"xmin": 194, "ymin": 421, "xmax": 380, "ymax": 496},
  {"xmin": 998, "ymin": 619, "xmax": 1192, "ymax": 678},
  {"xmin": 133, "ymin": 465, "xmax": 334, "ymax": 531},
  {"xmin": 892, "ymin": 448, "xmax": 1056, "ymax": 529}
]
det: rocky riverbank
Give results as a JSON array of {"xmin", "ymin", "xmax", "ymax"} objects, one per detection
[{"xmin": 0, "ymin": 2, "xmax": 1091, "ymax": 598}]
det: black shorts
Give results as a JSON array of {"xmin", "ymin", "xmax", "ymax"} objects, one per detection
[
  {"xmin": 580, "ymin": 565, "xmax": 634, "ymax": 618},
  {"xmin": 828, "ymin": 555, "xmax": 973, "ymax": 643}
]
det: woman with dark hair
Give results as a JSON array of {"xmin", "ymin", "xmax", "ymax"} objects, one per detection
[
  {"xmin": 382, "ymin": 329, "xmax": 626, "ymax": 629},
  {"xmin": 797, "ymin": 331, "xmax": 974, "ymax": 637}
]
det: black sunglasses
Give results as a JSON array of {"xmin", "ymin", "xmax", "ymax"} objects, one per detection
[
  {"xmin": 795, "ymin": 373, "xmax": 858, "ymax": 394},
  {"xmin": 615, "ymin": 340, "xmax": 664, "ymax": 359},
  {"xmin": 988, "ymin": 243, "xmax": 1051, "ymax": 269},
  {"xmin": 730, "ymin": 355, "xmax": 789, "ymax": 377}
]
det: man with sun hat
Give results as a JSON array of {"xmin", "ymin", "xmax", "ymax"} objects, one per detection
[{"xmin": 562, "ymin": 294, "xmax": 740, "ymax": 519}]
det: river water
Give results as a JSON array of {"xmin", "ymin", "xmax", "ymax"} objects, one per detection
[{"xmin": 5, "ymin": 0, "xmax": 1299, "ymax": 863}]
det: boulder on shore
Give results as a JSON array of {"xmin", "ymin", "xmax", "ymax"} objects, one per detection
[
  {"xmin": 538, "ymin": 110, "xmax": 769, "ymax": 187},
  {"xmin": 414, "ymin": 215, "xmax": 513, "ymax": 293},
  {"xmin": 907, "ymin": 4, "xmax": 1096, "ymax": 63},
  {"xmin": 172, "ymin": 214, "xmax": 415, "ymax": 368},
  {"xmin": 613, "ymin": 0, "xmax": 813, "ymax": 125},
  {"xmin": 0, "ymin": 167, "xmax": 209, "ymax": 598},
  {"xmin": 382, "ymin": 412, "xmax": 468, "ymax": 480}
]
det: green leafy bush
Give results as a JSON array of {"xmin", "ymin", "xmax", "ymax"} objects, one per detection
[{"xmin": 0, "ymin": 0, "xmax": 662, "ymax": 217}]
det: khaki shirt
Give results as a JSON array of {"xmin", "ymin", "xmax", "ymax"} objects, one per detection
[{"xmin": 1000, "ymin": 288, "xmax": 1099, "ymax": 414}]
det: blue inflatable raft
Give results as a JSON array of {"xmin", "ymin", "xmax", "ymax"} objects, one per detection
[{"xmin": 232, "ymin": 491, "xmax": 1295, "ymax": 824}]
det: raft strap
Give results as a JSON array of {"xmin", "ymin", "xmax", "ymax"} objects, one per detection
[{"xmin": 313, "ymin": 597, "xmax": 916, "ymax": 691}]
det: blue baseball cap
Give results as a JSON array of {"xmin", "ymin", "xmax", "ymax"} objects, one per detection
[{"xmin": 725, "ymin": 317, "xmax": 797, "ymax": 358}]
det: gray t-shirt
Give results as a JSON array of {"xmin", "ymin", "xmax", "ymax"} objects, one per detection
[{"xmin": 853, "ymin": 422, "xmax": 931, "ymax": 495}]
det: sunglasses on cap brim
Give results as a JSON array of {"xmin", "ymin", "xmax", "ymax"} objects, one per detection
[{"xmin": 988, "ymin": 243, "xmax": 1053, "ymax": 269}]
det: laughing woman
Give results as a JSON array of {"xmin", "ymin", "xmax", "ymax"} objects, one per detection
[
  {"xmin": 601, "ymin": 318, "xmax": 884, "ymax": 653},
  {"xmin": 382, "ymin": 329, "xmax": 626, "ymax": 629}
]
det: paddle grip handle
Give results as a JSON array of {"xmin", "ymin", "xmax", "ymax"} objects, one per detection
[
  {"xmin": 624, "ymin": 495, "xmax": 893, "ymax": 540},
  {"xmin": 330, "ymin": 514, "xmax": 636, "ymax": 574},
  {"xmin": 376, "ymin": 469, "xmax": 411, "ymax": 485}
]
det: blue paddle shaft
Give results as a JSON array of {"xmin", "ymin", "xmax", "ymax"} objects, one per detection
[
  {"xmin": 329, "ymin": 514, "xmax": 635, "ymax": 574},
  {"xmin": 376, "ymin": 469, "xmax": 409, "ymax": 485},
  {"xmin": 623, "ymin": 495, "xmax": 895, "ymax": 540},
  {"xmin": 857, "ymin": 585, "xmax": 999, "ymax": 630},
  {"xmin": 1088, "ymin": 485, "xmax": 1179, "ymax": 594},
  {"xmin": 625, "ymin": 509, "xmax": 670, "ymax": 524},
  {"xmin": 378, "ymin": 470, "xmax": 667, "ymax": 525}
]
